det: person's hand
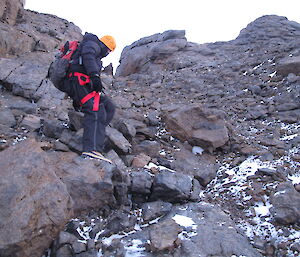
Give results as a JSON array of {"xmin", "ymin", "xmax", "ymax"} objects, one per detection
[{"xmin": 90, "ymin": 73, "xmax": 103, "ymax": 92}]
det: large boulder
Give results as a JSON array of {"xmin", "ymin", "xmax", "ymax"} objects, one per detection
[
  {"xmin": 163, "ymin": 103, "xmax": 229, "ymax": 151},
  {"xmin": 52, "ymin": 152, "xmax": 118, "ymax": 215},
  {"xmin": 0, "ymin": 139, "xmax": 73, "ymax": 257},
  {"xmin": 150, "ymin": 170, "xmax": 193, "ymax": 203},
  {"xmin": 0, "ymin": 137, "xmax": 123, "ymax": 256}
]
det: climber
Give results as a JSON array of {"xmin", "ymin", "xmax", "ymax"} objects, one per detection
[{"xmin": 64, "ymin": 32, "xmax": 116, "ymax": 162}]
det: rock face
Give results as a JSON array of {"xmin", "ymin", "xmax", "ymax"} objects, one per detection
[
  {"xmin": 1, "ymin": 5, "xmax": 300, "ymax": 257},
  {"xmin": 0, "ymin": 3, "xmax": 82, "ymax": 57},
  {"xmin": 0, "ymin": 139, "xmax": 73, "ymax": 257},
  {"xmin": 0, "ymin": 0, "xmax": 24, "ymax": 25},
  {"xmin": 116, "ymin": 30, "xmax": 186, "ymax": 77}
]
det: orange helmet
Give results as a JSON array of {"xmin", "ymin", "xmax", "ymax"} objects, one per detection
[{"xmin": 100, "ymin": 35, "xmax": 116, "ymax": 51}]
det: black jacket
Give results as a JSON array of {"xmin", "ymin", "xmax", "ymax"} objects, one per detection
[{"xmin": 71, "ymin": 33, "xmax": 109, "ymax": 75}]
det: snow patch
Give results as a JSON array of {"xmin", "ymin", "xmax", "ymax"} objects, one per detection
[
  {"xmin": 172, "ymin": 214, "xmax": 196, "ymax": 228},
  {"xmin": 192, "ymin": 146, "xmax": 204, "ymax": 155},
  {"xmin": 124, "ymin": 239, "xmax": 146, "ymax": 257},
  {"xmin": 172, "ymin": 214, "xmax": 198, "ymax": 239},
  {"xmin": 280, "ymin": 134, "xmax": 298, "ymax": 141},
  {"xmin": 288, "ymin": 174, "xmax": 300, "ymax": 185},
  {"xmin": 102, "ymin": 234, "xmax": 125, "ymax": 246},
  {"xmin": 254, "ymin": 201, "xmax": 272, "ymax": 217}
]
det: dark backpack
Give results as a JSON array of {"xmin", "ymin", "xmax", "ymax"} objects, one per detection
[{"xmin": 47, "ymin": 40, "xmax": 79, "ymax": 92}]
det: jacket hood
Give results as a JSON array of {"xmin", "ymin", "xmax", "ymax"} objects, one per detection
[{"xmin": 83, "ymin": 33, "xmax": 101, "ymax": 44}]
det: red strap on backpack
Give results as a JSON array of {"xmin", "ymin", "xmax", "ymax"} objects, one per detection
[{"xmin": 61, "ymin": 41, "xmax": 79, "ymax": 61}]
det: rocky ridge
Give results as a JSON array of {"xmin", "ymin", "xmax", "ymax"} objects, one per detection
[{"xmin": 0, "ymin": 1, "xmax": 300, "ymax": 257}]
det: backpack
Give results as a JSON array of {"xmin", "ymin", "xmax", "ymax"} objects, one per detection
[{"xmin": 47, "ymin": 40, "xmax": 80, "ymax": 92}]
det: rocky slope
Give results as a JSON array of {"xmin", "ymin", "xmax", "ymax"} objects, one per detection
[{"xmin": 0, "ymin": 1, "xmax": 300, "ymax": 257}]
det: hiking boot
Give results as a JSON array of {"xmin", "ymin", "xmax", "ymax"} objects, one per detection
[
  {"xmin": 81, "ymin": 151, "xmax": 112, "ymax": 163},
  {"xmin": 92, "ymin": 151, "xmax": 113, "ymax": 163}
]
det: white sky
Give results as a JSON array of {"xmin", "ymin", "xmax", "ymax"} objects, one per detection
[{"xmin": 24, "ymin": 0, "xmax": 300, "ymax": 68}]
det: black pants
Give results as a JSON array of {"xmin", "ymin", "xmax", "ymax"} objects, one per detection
[{"xmin": 64, "ymin": 75, "xmax": 115, "ymax": 152}]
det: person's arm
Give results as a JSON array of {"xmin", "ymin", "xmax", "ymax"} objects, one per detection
[
  {"xmin": 81, "ymin": 41, "xmax": 101, "ymax": 75},
  {"xmin": 81, "ymin": 41, "xmax": 103, "ymax": 91}
]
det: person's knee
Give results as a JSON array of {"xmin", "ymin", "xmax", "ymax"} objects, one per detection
[{"xmin": 103, "ymin": 97, "xmax": 115, "ymax": 113}]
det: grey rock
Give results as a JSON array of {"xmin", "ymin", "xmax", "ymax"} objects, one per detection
[
  {"xmin": 57, "ymin": 231, "xmax": 79, "ymax": 245},
  {"xmin": 55, "ymin": 245, "xmax": 73, "ymax": 257},
  {"xmin": 131, "ymin": 153, "xmax": 151, "ymax": 168},
  {"xmin": 245, "ymin": 105, "xmax": 268, "ymax": 120},
  {"xmin": 190, "ymin": 178, "xmax": 202, "ymax": 201},
  {"xmin": 42, "ymin": 119, "xmax": 65, "ymax": 139},
  {"xmin": 101, "ymin": 240, "xmax": 125, "ymax": 257},
  {"xmin": 114, "ymin": 118, "xmax": 137, "ymax": 140},
  {"xmin": 248, "ymin": 84, "xmax": 262, "ymax": 95},
  {"xmin": 276, "ymin": 102, "xmax": 300, "ymax": 111},
  {"xmin": 0, "ymin": 109, "xmax": 16, "ymax": 127},
  {"xmin": 256, "ymin": 167, "xmax": 286, "ymax": 181},
  {"xmin": 106, "ymin": 126, "xmax": 132, "ymax": 154},
  {"xmin": 276, "ymin": 109, "xmax": 300, "ymax": 123},
  {"xmin": 2, "ymin": 53, "xmax": 53, "ymax": 99},
  {"xmin": 166, "ymin": 202, "xmax": 262, "ymax": 257},
  {"xmin": 277, "ymin": 55, "xmax": 300, "ymax": 77},
  {"xmin": 102, "ymin": 210, "xmax": 137, "ymax": 236},
  {"xmin": 146, "ymin": 111, "xmax": 160, "ymax": 126},
  {"xmin": 1, "ymin": 7, "xmax": 82, "ymax": 57},
  {"xmin": 9, "ymin": 100, "xmax": 38, "ymax": 114},
  {"xmin": 149, "ymin": 218, "xmax": 182, "ymax": 252},
  {"xmin": 106, "ymin": 149, "xmax": 127, "ymax": 170},
  {"xmin": 59, "ymin": 129, "xmax": 83, "ymax": 152},
  {"xmin": 131, "ymin": 171, "xmax": 154, "ymax": 195},
  {"xmin": 54, "ymin": 154, "xmax": 117, "ymax": 215},
  {"xmin": 53, "ymin": 140, "xmax": 70, "ymax": 152},
  {"xmin": 52, "ymin": 231, "xmax": 86, "ymax": 256},
  {"xmin": 133, "ymin": 140, "xmax": 161, "ymax": 157},
  {"xmin": 141, "ymin": 201, "xmax": 173, "ymax": 222},
  {"xmin": 286, "ymin": 73, "xmax": 300, "ymax": 83},
  {"xmin": 72, "ymin": 241, "xmax": 87, "ymax": 254},
  {"xmin": 150, "ymin": 170, "xmax": 193, "ymax": 203},
  {"xmin": 20, "ymin": 114, "xmax": 41, "ymax": 131},
  {"xmin": 270, "ymin": 182, "xmax": 300, "ymax": 224},
  {"xmin": 172, "ymin": 148, "xmax": 217, "ymax": 187}
]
